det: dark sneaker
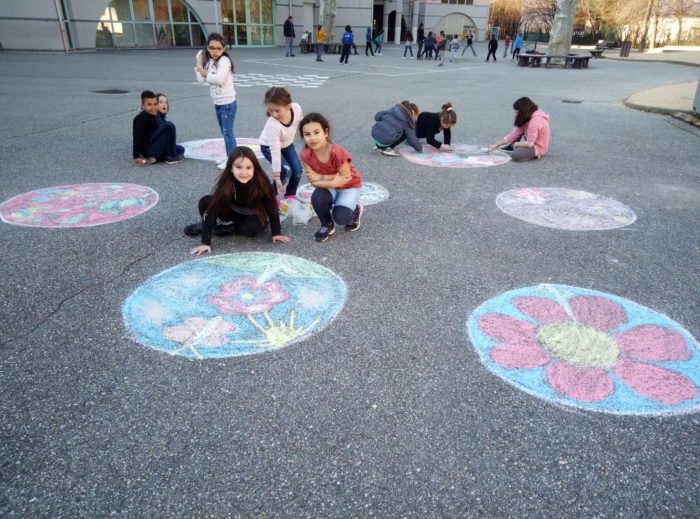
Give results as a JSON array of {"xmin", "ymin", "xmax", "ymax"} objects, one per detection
[
  {"xmin": 213, "ymin": 223, "xmax": 236, "ymax": 236},
  {"xmin": 314, "ymin": 222, "xmax": 336, "ymax": 242},
  {"xmin": 165, "ymin": 154, "xmax": 184, "ymax": 164},
  {"xmin": 184, "ymin": 222, "xmax": 201, "ymax": 236},
  {"xmin": 345, "ymin": 204, "xmax": 363, "ymax": 232},
  {"xmin": 499, "ymin": 143, "xmax": 514, "ymax": 151}
]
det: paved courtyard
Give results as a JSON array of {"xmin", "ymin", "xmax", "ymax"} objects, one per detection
[{"xmin": 1, "ymin": 43, "xmax": 699, "ymax": 517}]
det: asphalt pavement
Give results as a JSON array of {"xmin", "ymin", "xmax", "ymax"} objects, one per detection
[{"xmin": 1, "ymin": 42, "xmax": 699, "ymax": 518}]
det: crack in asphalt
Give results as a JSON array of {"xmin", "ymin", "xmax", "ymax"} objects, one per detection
[{"xmin": 1, "ymin": 236, "xmax": 187, "ymax": 347}]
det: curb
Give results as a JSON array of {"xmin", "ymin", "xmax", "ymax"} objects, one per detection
[
  {"xmin": 605, "ymin": 56, "xmax": 700, "ymax": 68},
  {"xmin": 622, "ymin": 98, "xmax": 688, "ymax": 115}
]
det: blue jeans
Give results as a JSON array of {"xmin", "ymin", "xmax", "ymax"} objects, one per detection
[
  {"xmin": 260, "ymin": 143, "xmax": 303, "ymax": 198},
  {"xmin": 311, "ymin": 187, "xmax": 361, "ymax": 227},
  {"xmin": 404, "ymin": 45, "xmax": 413, "ymax": 57},
  {"xmin": 285, "ymin": 37, "xmax": 294, "ymax": 56},
  {"xmin": 215, "ymin": 101, "xmax": 237, "ymax": 156},
  {"xmin": 316, "ymin": 42, "xmax": 324, "ymax": 60}
]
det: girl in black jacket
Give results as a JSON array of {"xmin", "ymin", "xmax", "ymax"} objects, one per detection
[{"xmin": 415, "ymin": 103, "xmax": 457, "ymax": 151}]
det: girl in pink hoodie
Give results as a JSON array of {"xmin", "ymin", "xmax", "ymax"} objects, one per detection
[{"xmin": 487, "ymin": 97, "xmax": 550, "ymax": 162}]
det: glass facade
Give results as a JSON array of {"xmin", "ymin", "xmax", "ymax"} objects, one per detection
[
  {"xmin": 96, "ymin": 0, "xmax": 205, "ymax": 48},
  {"xmin": 220, "ymin": 0, "xmax": 275, "ymax": 47}
]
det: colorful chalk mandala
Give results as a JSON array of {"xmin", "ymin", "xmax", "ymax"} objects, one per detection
[
  {"xmin": 182, "ymin": 138, "xmax": 263, "ymax": 161},
  {"xmin": 0, "ymin": 183, "xmax": 158, "ymax": 228},
  {"xmin": 496, "ymin": 188, "xmax": 636, "ymax": 230},
  {"xmin": 468, "ymin": 284, "xmax": 700, "ymax": 415},
  {"xmin": 296, "ymin": 182, "xmax": 390, "ymax": 206},
  {"xmin": 400, "ymin": 144, "xmax": 511, "ymax": 168},
  {"xmin": 123, "ymin": 253, "xmax": 346, "ymax": 359}
]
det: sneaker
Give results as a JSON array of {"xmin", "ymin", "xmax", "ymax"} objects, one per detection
[
  {"xmin": 184, "ymin": 222, "xmax": 201, "ymax": 236},
  {"xmin": 314, "ymin": 222, "xmax": 336, "ymax": 242},
  {"xmin": 438, "ymin": 63, "xmax": 444, "ymax": 67},
  {"xmin": 213, "ymin": 223, "xmax": 235, "ymax": 236},
  {"xmin": 145, "ymin": 157, "xmax": 157, "ymax": 165},
  {"xmin": 216, "ymin": 157, "xmax": 228, "ymax": 165},
  {"xmin": 165, "ymin": 154, "xmax": 184, "ymax": 165},
  {"xmin": 217, "ymin": 162, "xmax": 226, "ymax": 170},
  {"xmin": 345, "ymin": 204, "xmax": 363, "ymax": 232},
  {"xmin": 498, "ymin": 143, "xmax": 514, "ymax": 152},
  {"xmin": 381, "ymin": 147, "xmax": 400, "ymax": 157}
]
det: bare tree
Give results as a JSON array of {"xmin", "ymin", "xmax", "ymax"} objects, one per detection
[{"xmin": 521, "ymin": 0, "xmax": 559, "ymax": 31}]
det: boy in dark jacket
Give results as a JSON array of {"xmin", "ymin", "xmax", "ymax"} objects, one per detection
[
  {"xmin": 486, "ymin": 35, "xmax": 498, "ymax": 62},
  {"xmin": 132, "ymin": 90, "xmax": 183, "ymax": 165}
]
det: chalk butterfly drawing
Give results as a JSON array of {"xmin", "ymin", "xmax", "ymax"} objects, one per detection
[
  {"xmin": 496, "ymin": 188, "xmax": 636, "ymax": 230},
  {"xmin": 123, "ymin": 253, "xmax": 346, "ymax": 359},
  {"xmin": 468, "ymin": 284, "xmax": 700, "ymax": 415},
  {"xmin": 401, "ymin": 144, "xmax": 511, "ymax": 169},
  {"xmin": 0, "ymin": 183, "xmax": 158, "ymax": 228}
]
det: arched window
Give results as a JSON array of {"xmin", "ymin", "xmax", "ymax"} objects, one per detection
[
  {"xmin": 97, "ymin": 0, "xmax": 206, "ymax": 48},
  {"xmin": 433, "ymin": 13, "xmax": 477, "ymax": 39}
]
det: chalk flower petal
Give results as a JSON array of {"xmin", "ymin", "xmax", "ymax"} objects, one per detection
[
  {"xmin": 546, "ymin": 362, "xmax": 614, "ymax": 402},
  {"xmin": 613, "ymin": 358, "xmax": 697, "ymax": 405}
]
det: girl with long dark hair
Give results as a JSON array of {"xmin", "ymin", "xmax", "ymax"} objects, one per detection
[{"xmin": 487, "ymin": 97, "xmax": 550, "ymax": 162}]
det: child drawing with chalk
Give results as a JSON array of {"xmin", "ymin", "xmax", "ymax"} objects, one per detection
[
  {"xmin": 184, "ymin": 146, "xmax": 291, "ymax": 255},
  {"xmin": 258, "ymin": 87, "xmax": 304, "ymax": 201},
  {"xmin": 299, "ymin": 113, "xmax": 363, "ymax": 242},
  {"xmin": 415, "ymin": 103, "xmax": 457, "ymax": 152}
]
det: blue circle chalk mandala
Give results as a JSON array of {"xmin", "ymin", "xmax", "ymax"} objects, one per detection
[
  {"xmin": 468, "ymin": 284, "xmax": 700, "ymax": 415},
  {"xmin": 123, "ymin": 253, "xmax": 346, "ymax": 358}
]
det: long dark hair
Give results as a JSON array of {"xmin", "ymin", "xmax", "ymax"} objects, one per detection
[
  {"xmin": 202, "ymin": 33, "xmax": 234, "ymax": 73},
  {"xmin": 299, "ymin": 112, "xmax": 332, "ymax": 146},
  {"xmin": 513, "ymin": 97, "xmax": 538, "ymax": 127},
  {"xmin": 207, "ymin": 147, "xmax": 274, "ymax": 225}
]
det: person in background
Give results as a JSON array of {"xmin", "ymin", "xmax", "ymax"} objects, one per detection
[
  {"xmin": 283, "ymin": 16, "xmax": 295, "ymax": 57},
  {"xmin": 339, "ymin": 25, "xmax": 353, "ymax": 64},
  {"xmin": 486, "ymin": 34, "xmax": 498, "ymax": 62},
  {"xmin": 512, "ymin": 33, "xmax": 524, "ymax": 59},
  {"xmin": 503, "ymin": 34, "xmax": 511, "ymax": 58},
  {"xmin": 365, "ymin": 27, "xmax": 375, "ymax": 56},
  {"xmin": 461, "ymin": 31, "xmax": 476, "ymax": 57},
  {"xmin": 416, "ymin": 23, "xmax": 425, "ymax": 59},
  {"xmin": 316, "ymin": 24, "xmax": 326, "ymax": 62},
  {"xmin": 403, "ymin": 30, "xmax": 414, "ymax": 58}
]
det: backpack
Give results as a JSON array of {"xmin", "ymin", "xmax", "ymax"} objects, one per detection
[{"xmin": 342, "ymin": 32, "xmax": 352, "ymax": 45}]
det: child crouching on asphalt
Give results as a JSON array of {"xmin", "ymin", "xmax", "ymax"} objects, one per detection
[
  {"xmin": 299, "ymin": 113, "xmax": 363, "ymax": 242},
  {"xmin": 184, "ymin": 146, "xmax": 291, "ymax": 255}
]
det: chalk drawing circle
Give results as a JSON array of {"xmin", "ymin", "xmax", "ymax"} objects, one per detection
[
  {"xmin": 400, "ymin": 144, "xmax": 511, "ymax": 169},
  {"xmin": 0, "ymin": 183, "xmax": 158, "ymax": 228},
  {"xmin": 182, "ymin": 138, "xmax": 263, "ymax": 161},
  {"xmin": 123, "ymin": 253, "xmax": 346, "ymax": 359},
  {"xmin": 296, "ymin": 182, "xmax": 389, "ymax": 206},
  {"xmin": 496, "ymin": 188, "xmax": 636, "ymax": 230},
  {"xmin": 467, "ymin": 284, "xmax": 700, "ymax": 415}
]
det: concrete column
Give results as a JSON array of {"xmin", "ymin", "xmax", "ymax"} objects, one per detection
[
  {"xmin": 394, "ymin": 0, "xmax": 402, "ymax": 44},
  {"xmin": 411, "ymin": 0, "xmax": 419, "ymax": 39},
  {"xmin": 547, "ymin": 0, "xmax": 577, "ymax": 62},
  {"xmin": 382, "ymin": 6, "xmax": 388, "ymax": 41}
]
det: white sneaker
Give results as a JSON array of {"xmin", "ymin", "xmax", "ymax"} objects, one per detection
[
  {"xmin": 216, "ymin": 157, "xmax": 227, "ymax": 165},
  {"xmin": 381, "ymin": 148, "xmax": 400, "ymax": 157},
  {"xmin": 217, "ymin": 162, "xmax": 226, "ymax": 170}
]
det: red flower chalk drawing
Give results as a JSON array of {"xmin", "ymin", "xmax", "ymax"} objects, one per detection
[
  {"xmin": 208, "ymin": 276, "xmax": 289, "ymax": 314},
  {"xmin": 468, "ymin": 284, "xmax": 700, "ymax": 415}
]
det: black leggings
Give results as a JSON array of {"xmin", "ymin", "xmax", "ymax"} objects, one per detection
[
  {"xmin": 365, "ymin": 41, "xmax": 374, "ymax": 56},
  {"xmin": 198, "ymin": 195, "xmax": 263, "ymax": 237}
]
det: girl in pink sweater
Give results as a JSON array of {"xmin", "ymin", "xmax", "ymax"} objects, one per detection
[{"xmin": 487, "ymin": 97, "xmax": 550, "ymax": 162}]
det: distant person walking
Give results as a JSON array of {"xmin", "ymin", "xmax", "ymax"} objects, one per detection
[
  {"xmin": 403, "ymin": 30, "xmax": 414, "ymax": 58},
  {"xmin": 512, "ymin": 33, "xmax": 523, "ymax": 59},
  {"xmin": 339, "ymin": 25, "xmax": 353, "ymax": 64},
  {"xmin": 486, "ymin": 35, "xmax": 498, "ymax": 62},
  {"xmin": 502, "ymin": 34, "xmax": 511, "ymax": 57},
  {"xmin": 416, "ymin": 23, "xmax": 425, "ymax": 59},
  {"xmin": 365, "ymin": 27, "xmax": 375, "ymax": 56},
  {"xmin": 374, "ymin": 31, "xmax": 383, "ymax": 55},
  {"xmin": 283, "ymin": 16, "xmax": 295, "ymax": 57},
  {"xmin": 315, "ymin": 25, "xmax": 326, "ymax": 62},
  {"xmin": 461, "ymin": 31, "xmax": 476, "ymax": 57}
]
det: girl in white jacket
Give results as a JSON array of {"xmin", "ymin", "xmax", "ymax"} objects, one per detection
[
  {"xmin": 258, "ymin": 87, "xmax": 303, "ymax": 199},
  {"xmin": 195, "ymin": 33, "xmax": 237, "ymax": 164}
]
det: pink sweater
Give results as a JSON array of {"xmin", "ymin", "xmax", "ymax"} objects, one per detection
[{"xmin": 504, "ymin": 109, "xmax": 550, "ymax": 156}]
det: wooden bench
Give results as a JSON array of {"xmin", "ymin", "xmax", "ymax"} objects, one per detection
[
  {"xmin": 300, "ymin": 42, "xmax": 343, "ymax": 54},
  {"xmin": 517, "ymin": 53, "xmax": 544, "ymax": 67},
  {"xmin": 596, "ymin": 40, "xmax": 616, "ymax": 50},
  {"xmin": 544, "ymin": 54, "xmax": 590, "ymax": 69},
  {"xmin": 589, "ymin": 49, "xmax": 604, "ymax": 58}
]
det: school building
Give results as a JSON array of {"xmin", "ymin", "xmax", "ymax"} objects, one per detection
[{"xmin": 0, "ymin": 0, "xmax": 488, "ymax": 52}]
